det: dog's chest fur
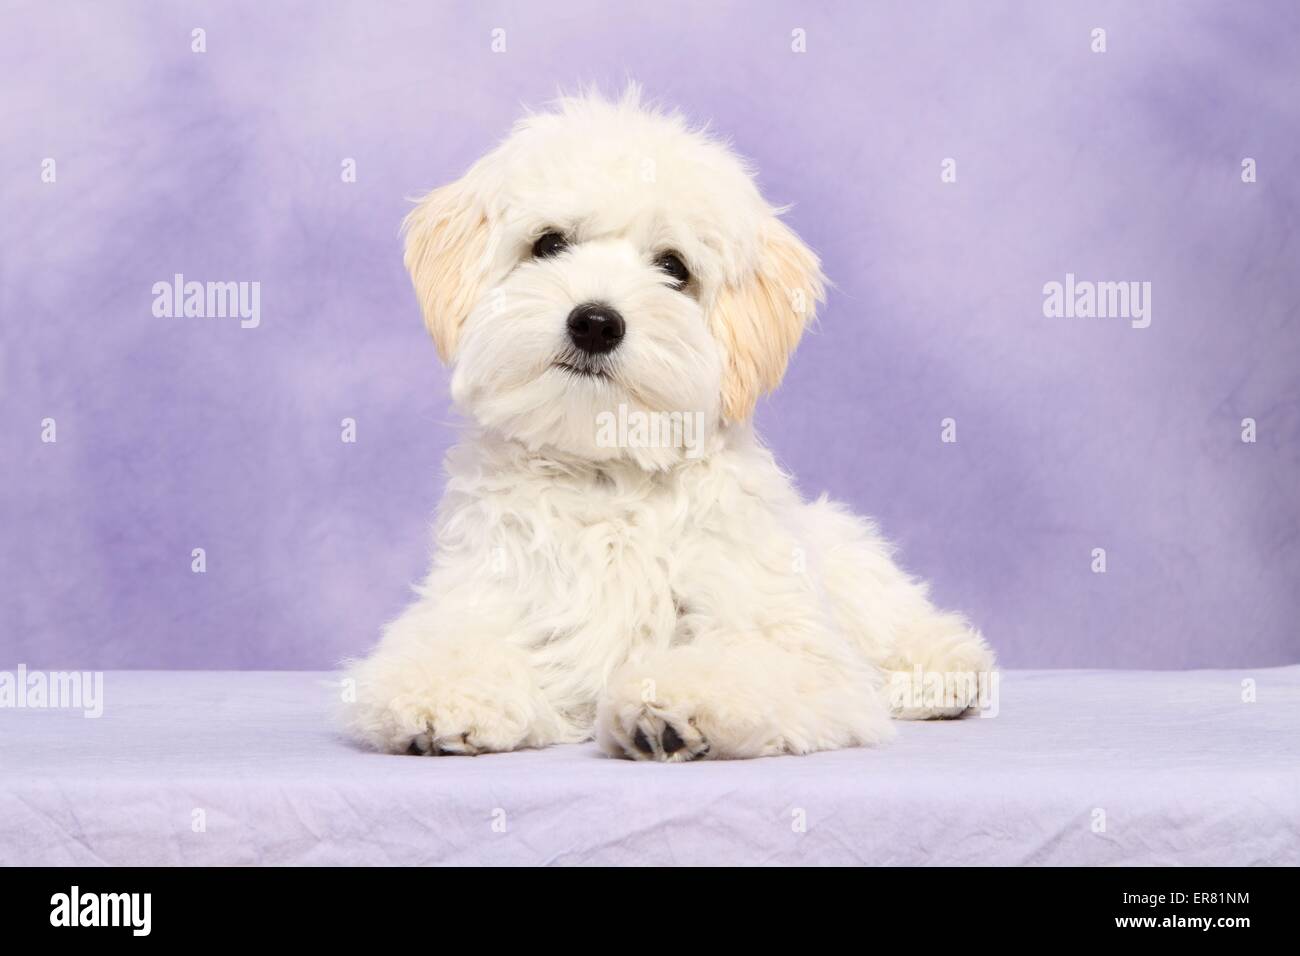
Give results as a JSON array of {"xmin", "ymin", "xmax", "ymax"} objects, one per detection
[{"xmin": 432, "ymin": 432, "xmax": 797, "ymax": 716}]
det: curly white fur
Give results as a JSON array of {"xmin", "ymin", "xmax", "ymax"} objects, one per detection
[{"xmin": 343, "ymin": 88, "xmax": 994, "ymax": 761}]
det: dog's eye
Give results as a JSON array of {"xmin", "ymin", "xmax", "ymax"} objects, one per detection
[
  {"xmin": 655, "ymin": 252, "xmax": 690, "ymax": 289},
  {"xmin": 532, "ymin": 232, "xmax": 568, "ymax": 259}
]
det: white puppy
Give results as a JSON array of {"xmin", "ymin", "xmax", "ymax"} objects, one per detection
[{"xmin": 344, "ymin": 88, "xmax": 995, "ymax": 761}]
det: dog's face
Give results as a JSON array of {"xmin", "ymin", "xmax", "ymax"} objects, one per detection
[{"xmin": 404, "ymin": 89, "xmax": 824, "ymax": 469}]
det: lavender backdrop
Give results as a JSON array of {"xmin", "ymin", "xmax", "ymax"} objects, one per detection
[{"xmin": 2, "ymin": 1, "xmax": 1297, "ymax": 670}]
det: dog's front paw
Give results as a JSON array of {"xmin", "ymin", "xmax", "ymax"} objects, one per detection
[
  {"xmin": 597, "ymin": 648, "xmax": 781, "ymax": 761},
  {"xmin": 599, "ymin": 696, "xmax": 711, "ymax": 762},
  {"xmin": 597, "ymin": 649, "xmax": 780, "ymax": 761},
  {"xmin": 394, "ymin": 691, "xmax": 531, "ymax": 756},
  {"xmin": 351, "ymin": 686, "xmax": 533, "ymax": 756},
  {"xmin": 342, "ymin": 641, "xmax": 549, "ymax": 755}
]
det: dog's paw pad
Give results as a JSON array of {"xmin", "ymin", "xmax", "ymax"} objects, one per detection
[
  {"xmin": 661, "ymin": 723, "xmax": 684, "ymax": 754},
  {"xmin": 402, "ymin": 724, "xmax": 482, "ymax": 756},
  {"xmin": 624, "ymin": 710, "xmax": 709, "ymax": 762}
]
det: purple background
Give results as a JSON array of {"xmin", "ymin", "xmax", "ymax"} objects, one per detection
[{"xmin": 2, "ymin": 1, "xmax": 1297, "ymax": 670}]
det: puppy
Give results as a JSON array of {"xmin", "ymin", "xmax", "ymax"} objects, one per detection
[{"xmin": 344, "ymin": 88, "xmax": 995, "ymax": 761}]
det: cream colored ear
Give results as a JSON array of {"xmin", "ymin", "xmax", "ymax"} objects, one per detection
[
  {"xmin": 402, "ymin": 178, "xmax": 492, "ymax": 362},
  {"xmin": 710, "ymin": 217, "xmax": 826, "ymax": 421}
]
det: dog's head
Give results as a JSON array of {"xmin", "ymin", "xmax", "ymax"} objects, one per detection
[{"xmin": 404, "ymin": 87, "xmax": 824, "ymax": 469}]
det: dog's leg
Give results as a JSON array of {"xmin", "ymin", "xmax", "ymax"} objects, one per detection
[
  {"xmin": 342, "ymin": 599, "xmax": 567, "ymax": 755},
  {"xmin": 596, "ymin": 629, "xmax": 894, "ymax": 761},
  {"xmin": 762, "ymin": 498, "xmax": 998, "ymax": 720},
  {"xmin": 804, "ymin": 500, "xmax": 996, "ymax": 719}
]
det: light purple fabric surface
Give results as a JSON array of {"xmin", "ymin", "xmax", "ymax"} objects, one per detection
[
  {"xmin": 2, "ymin": 668, "xmax": 1296, "ymax": 866},
  {"xmin": 3, "ymin": 2, "xmax": 1299, "ymax": 672}
]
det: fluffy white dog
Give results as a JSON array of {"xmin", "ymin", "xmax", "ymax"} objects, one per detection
[{"xmin": 344, "ymin": 89, "xmax": 994, "ymax": 761}]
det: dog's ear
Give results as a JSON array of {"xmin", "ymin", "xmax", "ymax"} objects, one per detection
[
  {"xmin": 710, "ymin": 217, "xmax": 826, "ymax": 422},
  {"xmin": 402, "ymin": 176, "xmax": 492, "ymax": 362}
]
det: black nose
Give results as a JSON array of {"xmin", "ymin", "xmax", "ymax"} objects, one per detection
[{"xmin": 566, "ymin": 303, "xmax": 625, "ymax": 355}]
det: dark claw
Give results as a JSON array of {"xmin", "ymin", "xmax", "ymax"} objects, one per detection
[
  {"xmin": 633, "ymin": 728, "xmax": 653, "ymax": 754},
  {"xmin": 661, "ymin": 724, "xmax": 684, "ymax": 754}
]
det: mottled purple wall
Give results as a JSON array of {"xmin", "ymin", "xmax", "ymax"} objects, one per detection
[{"xmin": 3, "ymin": 1, "xmax": 1298, "ymax": 669}]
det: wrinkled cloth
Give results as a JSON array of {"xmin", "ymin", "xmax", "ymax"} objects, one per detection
[{"xmin": 1, "ymin": 668, "xmax": 1296, "ymax": 866}]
